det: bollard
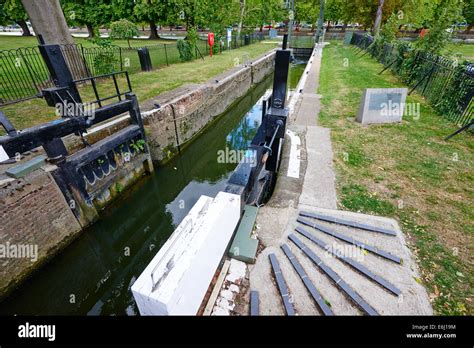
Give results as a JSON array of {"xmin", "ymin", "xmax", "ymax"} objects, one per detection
[{"xmin": 137, "ymin": 48, "xmax": 153, "ymax": 72}]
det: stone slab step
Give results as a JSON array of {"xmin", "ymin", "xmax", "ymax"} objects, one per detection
[
  {"xmin": 229, "ymin": 205, "xmax": 259, "ymax": 264},
  {"xmin": 6, "ymin": 155, "xmax": 46, "ymax": 179}
]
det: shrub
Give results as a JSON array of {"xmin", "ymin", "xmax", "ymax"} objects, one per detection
[
  {"xmin": 110, "ymin": 19, "xmax": 139, "ymax": 48},
  {"xmin": 93, "ymin": 50, "xmax": 119, "ymax": 75},
  {"xmin": 87, "ymin": 37, "xmax": 120, "ymax": 75},
  {"xmin": 176, "ymin": 40, "xmax": 193, "ymax": 62}
]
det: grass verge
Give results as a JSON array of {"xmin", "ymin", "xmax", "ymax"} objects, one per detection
[
  {"xmin": 319, "ymin": 41, "xmax": 473, "ymax": 315},
  {"xmin": 444, "ymin": 43, "xmax": 474, "ymax": 61}
]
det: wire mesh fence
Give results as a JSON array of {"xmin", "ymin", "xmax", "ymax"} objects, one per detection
[{"xmin": 351, "ymin": 32, "xmax": 474, "ymax": 127}]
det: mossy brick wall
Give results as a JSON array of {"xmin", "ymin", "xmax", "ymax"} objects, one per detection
[
  {"xmin": 0, "ymin": 169, "xmax": 82, "ymax": 300},
  {"xmin": 251, "ymin": 52, "xmax": 276, "ymax": 84}
]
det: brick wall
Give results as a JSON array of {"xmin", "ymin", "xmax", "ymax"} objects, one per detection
[{"xmin": 0, "ymin": 169, "xmax": 82, "ymax": 300}]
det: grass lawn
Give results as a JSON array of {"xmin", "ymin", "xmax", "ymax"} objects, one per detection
[
  {"xmin": 444, "ymin": 43, "xmax": 474, "ymax": 62},
  {"xmin": 319, "ymin": 41, "xmax": 473, "ymax": 315},
  {"xmin": 0, "ymin": 41, "xmax": 277, "ymax": 131}
]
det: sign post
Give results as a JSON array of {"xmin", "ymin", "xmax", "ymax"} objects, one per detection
[
  {"xmin": 208, "ymin": 32, "xmax": 215, "ymax": 57},
  {"xmin": 227, "ymin": 28, "xmax": 232, "ymax": 50}
]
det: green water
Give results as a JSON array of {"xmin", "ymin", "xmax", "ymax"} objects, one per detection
[
  {"xmin": 289, "ymin": 61, "xmax": 307, "ymax": 89},
  {"xmin": 0, "ymin": 64, "xmax": 306, "ymax": 315}
]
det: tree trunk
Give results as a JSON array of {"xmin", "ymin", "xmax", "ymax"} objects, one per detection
[
  {"xmin": 17, "ymin": 19, "xmax": 32, "ymax": 36},
  {"xmin": 86, "ymin": 23, "xmax": 95, "ymax": 38},
  {"xmin": 149, "ymin": 20, "xmax": 158, "ymax": 39},
  {"xmin": 342, "ymin": 23, "xmax": 347, "ymax": 32},
  {"xmin": 21, "ymin": 0, "xmax": 88, "ymax": 87},
  {"xmin": 237, "ymin": 0, "xmax": 246, "ymax": 40},
  {"xmin": 465, "ymin": 24, "xmax": 472, "ymax": 34},
  {"xmin": 21, "ymin": 0, "xmax": 74, "ymax": 45},
  {"xmin": 372, "ymin": 0, "xmax": 385, "ymax": 37}
]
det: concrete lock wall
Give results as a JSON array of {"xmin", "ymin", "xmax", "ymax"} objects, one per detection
[{"xmin": 0, "ymin": 50, "xmax": 276, "ymax": 300}]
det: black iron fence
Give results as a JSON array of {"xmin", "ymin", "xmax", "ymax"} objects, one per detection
[
  {"xmin": 0, "ymin": 32, "xmax": 266, "ymax": 106},
  {"xmin": 0, "ymin": 47, "xmax": 54, "ymax": 105},
  {"xmin": 351, "ymin": 32, "xmax": 473, "ymax": 127}
]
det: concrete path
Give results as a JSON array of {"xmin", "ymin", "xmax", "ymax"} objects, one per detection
[{"xmin": 237, "ymin": 44, "xmax": 432, "ymax": 316}]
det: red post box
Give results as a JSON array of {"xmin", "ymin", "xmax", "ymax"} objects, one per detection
[{"xmin": 208, "ymin": 32, "xmax": 215, "ymax": 57}]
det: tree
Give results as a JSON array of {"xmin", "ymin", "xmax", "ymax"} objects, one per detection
[
  {"xmin": 239, "ymin": 0, "xmax": 286, "ymax": 34},
  {"xmin": 60, "ymin": 0, "xmax": 112, "ymax": 38},
  {"xmin": 134, "ymin": 0, "xmax": 175, "ymax": 39},
  {"xmin": 111, "ymin": 0, "xmax": 136, "ymax": 22},
  {"xmin": 109, "ymin": 19, "xmax": 139, "ymax": 48},
  {"xmin": 255, "ymin": 0, "xmax": 286, "ymax": 31},
  {"xmin": 372, "ymin": 0, "xmax": 385, "ymax": 36},
  {"xmin": 176, "ymin": 0, "xmax": 204, "ymax": 29},
  {"xmin": 22, "ymin": 0, "xmax": 74, "ymax": 45},
  {"xmin": 463, "ymin": 0, "xmax": 474, "ymax": 33},
  {"xmin": 325, "ymin": 0, "xmax": 345, "ymax": 29},
  {"xmin": 325, "ymin": 0, "xmax": 461, "ymax": 35},
  {"xmin": 199, "ymin": 0, "xmax": 238, "ymax": 39},
  {"xmin": 237, "ymin": 0, "xmax": 246, "ymax": 38},
  {"xmin": 295, "ymin": 0, "xmax": 319, "ymax": 30},
  {"xmin": 0, "ymin": 0, "xmax": 32, "ymax": 36},
  {"xmin": 414, "ymin": 0, "xmax": 464, "ymax": 53}
]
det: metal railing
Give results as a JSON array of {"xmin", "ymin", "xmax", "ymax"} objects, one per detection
[
  {"xmin": 0, "ymin": 47, "xmax": 54, "ymax": 106},
  {"xmin": 351, "ymin": 32, "xmax": 474, "ymax": 127},
  {"xmin": 73, "ymin": 71, "xmax": 132, "ymax": 108}
]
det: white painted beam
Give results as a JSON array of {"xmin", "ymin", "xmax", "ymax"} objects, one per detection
[
  {"xmin": 286, "ymin": 129, "xmax": 301, "ymax": 179},
  {"xmin": 131, "ymin": 192, "xmax": 241, "ymax": 315}
]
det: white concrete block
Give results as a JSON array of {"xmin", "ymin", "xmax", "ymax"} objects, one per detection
[
  {"xmin": 356, "ymin": 88, "xmax": 408, "ymax": 125},
  {"xmin": 225, "ymin": 259, "xmax": 247, "ymax": 283},
  {"xmin": 220, "ymin": 289, "xmax": 234, "ymax": 301},
  {"xmin": 131, "ymin": 192, "xmax": 241, "ymax": 315},
  {"xmin": 228, "ymin": 284, "xmax": 240, "ymax": 293},
  {"xmin": 0, "ymin": 145, "xmax": 9, "ymax": 162},
  {"xmin": 211, "ymin": 306, "xmax": 229, "ymax": 316}
]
